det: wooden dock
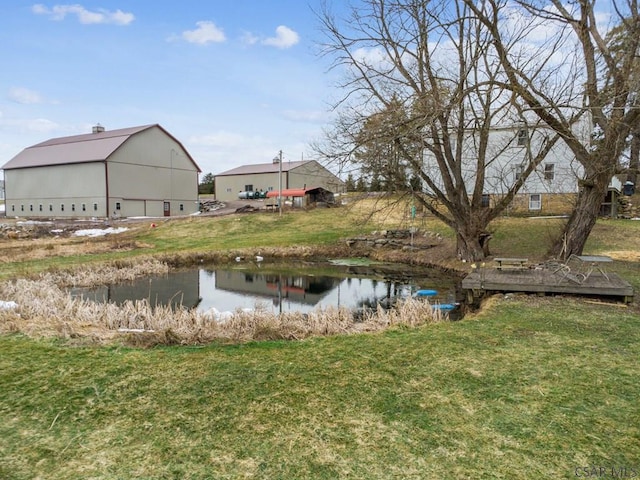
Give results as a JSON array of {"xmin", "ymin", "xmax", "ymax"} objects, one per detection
[{"xmin": 462, "ymin": 267, "xmax": 634, "ymax": 303}]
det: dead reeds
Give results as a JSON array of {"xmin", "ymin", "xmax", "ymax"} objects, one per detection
[
  {"xmin": 40, "ymin": 257, "xmax": 170, "ymax": 287},
  {"xmin": 0, "ymin": 259, "xmax": 446, "ymax": 346}
]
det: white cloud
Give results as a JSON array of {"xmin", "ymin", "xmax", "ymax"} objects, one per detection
[
  {"xmin": 187, "ymin": 130, "xmax": 281, "ymax": 173},
  {"xmin": 262, "ymin": 25, "xmax": 299, "ymax": 49},
  {"xmin": 31, "ymin": 4, "xmax": 134, "ymax": 25},
  {"xmin": 0, "ymin": 116, "xmax": 60, "ymax": 134},
  {"xmin": 352, "ymin": 46, "xmax": 395, "ymax": 71},
  {"xmin": 181, "ymin": 21, "xmax": 226, "ymax": 45},
  {"xmin": 241, "ymin": 31, "xmax": 259, "ymax": 46},
  {"xmin": 8, "ymin": 87, "xmax": 43, "ymax": 105}
]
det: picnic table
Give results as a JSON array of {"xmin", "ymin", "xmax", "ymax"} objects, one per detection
[
  {"xmin": 569, "ymin": 254, "xmax": 612, "ymax": 282},
  {"xmin": 494, "ymin": 257, "xmax": 528, "ymax": 271}
]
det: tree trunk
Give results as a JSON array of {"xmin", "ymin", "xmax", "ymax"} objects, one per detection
[
  {"xmin": 627, "ymin": 128, "xmax": 640, "ymax": 186},
  {"xmin": 549, "ymin": 170, "xmax": 611, "ymax": 260},
  {"xmin": 456, "ymin": 225, "xmax": 492, "ymax": 262}
]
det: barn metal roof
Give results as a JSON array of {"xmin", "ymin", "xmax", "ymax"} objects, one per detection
[
  {"xmin": 216, "ymin": 160, "xmax": 312, "ymax": 176},
  {"xmin": 2, "ymin": 124, "xmax": 201, "ymax": 172}
]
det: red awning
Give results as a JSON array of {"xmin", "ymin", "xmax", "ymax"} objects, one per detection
[{"xmin": 266, "ymin": 188, "xmax": 307, "ymax": 198}]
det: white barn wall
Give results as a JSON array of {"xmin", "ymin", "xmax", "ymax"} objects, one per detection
[
  {"xmin": 289, "ymin": 162, "xmax": 346, "ymax": 193},
  {"xmin": 3, "ymin": 125, "xmax": 200, "ymax": 219},
  {"xmin": 5, "ymin": 163, "xmax": 106, "ymax": 217},
  {"xmin": 215, "ymin": 173, "xmax": 281, "ymax": 202},
  {"xmin": 107, "ymin": 127, "xmax": 199, "ymax": 217},
  {"xmin": 214, "ymin": 161, "xmax": 346, "ymax": 202}
]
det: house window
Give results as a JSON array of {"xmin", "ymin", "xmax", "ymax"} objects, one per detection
[
  {"xmin": 11, "ymin": 205, "xmax": 15, "ymax": 212},
  {"xmin": 481, "ymin": 194, "xmax": 490, "ymax": 208},
  {"xmin": 21, "ymin": 205, "xmax": 24, "ymax": 212},
  {"xmin": 49, "ymin": 204, "xmax": 53, "ymax": 212},
  {"xmin": 529, "ymin": 194, "xmax": 542, "ymax": 210},
  {"xmin": 29, "ymin": 205, "xmax": 33, "ymax": 211},
  {"xmin": 116, "ymin": 202, "xmax": 121, "ymax": 210},
  {"xmin": 179, "ymin": 204, "xmax": 184, "ymax": 211},
  {"xmin": 82, "ymin": 203, "xmax": 86, "ymax": 211},
  {"xmin": 93, "ymin": 203, "xmax": 98, "ymax": 211},
  {"xmin": 517, "ymin": 128, "xmax": 528, "ymax": 146},
  {"xmin": 61, "ymin": 204, "xmax": 64, "ymax": 211},
  {"xmin": 544, "ymin": 164, "xmax": 555, "ymax": 181},
  {"xmin": 71, "ymin": 204, "xmax": 75, "ymax": 212},
  {"xmin": 515, "ymin": 164, "xmax": 525, "ymax": 181},
  {"xmin": 39, "ymin": 204, "xmax": 43, "ymax": 212}
]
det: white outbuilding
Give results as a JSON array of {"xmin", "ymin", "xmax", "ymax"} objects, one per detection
[
  {"xmin": 214, "ymin": 159, "xmax": 345, "ymax": 202},
  {"xmin": 2, "ymin": 124, "xmax": 201, "ymax": 219}
]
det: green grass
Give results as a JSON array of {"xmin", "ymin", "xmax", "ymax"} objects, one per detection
[
  {"xmin": 1, "ymin": 297, "xmax": 638, "ymax": 479},
  {"xmin": 137, "ymin": 208, "xmax": 373, "ymax": 253},
  {"xmin": 1, "ymin": 203, "xmax": 640, "ymax": 478},
  {"xmin": 0, "ymin": 208, "xmax": 375, "ymax": 280}
]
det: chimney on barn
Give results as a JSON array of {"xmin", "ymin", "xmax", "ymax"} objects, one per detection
[{"xmin": 92, "ymin": 123, "xmax": 105, "ymax": 134}]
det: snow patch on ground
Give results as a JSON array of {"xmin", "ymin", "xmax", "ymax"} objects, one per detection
[
  {"xmin": 0, "ymin": 301, "xmax": 18, "ymax": 310},
  {"xmin": 16, "ymin": 220, "xmax": 54, "ymax": 226},
  {"xmin": 72, "ymin": 227, "xmax": 129, "ymax": 237}
]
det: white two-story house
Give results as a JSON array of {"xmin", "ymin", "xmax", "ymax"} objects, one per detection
[{"xmin": 421, "ymin": 120, "xmax": 621, "ymax": 216}]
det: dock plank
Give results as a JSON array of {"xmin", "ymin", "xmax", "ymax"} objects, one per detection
[{"xmin": 462, "ymin": 268, "xmax": 634, "ymax": 302}]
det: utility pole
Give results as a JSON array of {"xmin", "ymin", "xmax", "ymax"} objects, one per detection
[{"xmin": 278, "ymin": 150, "xmax": 283, "ymax": 217}]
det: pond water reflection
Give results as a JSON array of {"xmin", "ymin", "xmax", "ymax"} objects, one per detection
[{"xmin": 71, "ymin": 262, "xmax": 462, "ymax": 316}]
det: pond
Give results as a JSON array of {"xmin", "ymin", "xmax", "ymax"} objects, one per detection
[{"xmin": 71, "ymin": 260, "xmax": 465, "ymax": 318}]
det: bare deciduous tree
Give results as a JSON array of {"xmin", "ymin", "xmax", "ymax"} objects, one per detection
[
  {"xmin": 467, "ymin": 0, "xmax": 640, "ymax": 258},
  {"xmin": 316, "ymin": 0, "xmax": 563, "ymax": 260}
]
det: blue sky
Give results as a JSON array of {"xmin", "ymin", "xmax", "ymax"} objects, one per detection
[{"xmin": 0, "ymin": 1, "xmax": 342, "ymax": 178}]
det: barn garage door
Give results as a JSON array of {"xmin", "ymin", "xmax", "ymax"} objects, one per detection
[{"xmin": 124, "ymin": 200, "xmax": 145, "ymax": 217}]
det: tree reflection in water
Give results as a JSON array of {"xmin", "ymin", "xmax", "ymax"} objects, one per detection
[{"xmin": 71, "ymin": 263, "xmax": 460, "ymax": 316}]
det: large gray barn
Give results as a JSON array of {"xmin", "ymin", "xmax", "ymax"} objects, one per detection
[
  {"xmin": 214, "ymin": 159, "xmax": 345, "ymax": 202},
  {"xmin": 2, "ymin": 124, "xmax": 200, "ymax": 219}
]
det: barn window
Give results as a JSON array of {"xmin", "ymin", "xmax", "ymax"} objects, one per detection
[
  {"xmin": 21, "ymin": 205, "xmax": 24, "ymax": 211},
  {"xmin": 49, "ymin": 204, "xmax": 53, "ymax": 212},
  {"xmin": 61, "ymin": 204, "xmax": 64, "ymax": 212},
  {"xmin": 244, "ymin": 184, "xmax": 254, "ymax": 192},
  {"xmin": 93, "ymin": 203, "xmax": 98, "ymax": 211},
  {"xmin": 116, "ymin": 202, "xmax": 121, "ymax": 210},
  {"xmin": 226, "ymin": 188, "xmax": 232, "ymax": 193},
  {"xmin": 11, "ymin": 205, "xmax": 15, "ymax": 212},
  {"xmin": 179, "ymin": 204, "xmax": 184, "ymax": 211},
  {"xmin": 71, "ymin": 204, "xmax": 75, "ymax": 212},
  {"xmin": 39, "ymin": 204, "xmax": 43, "ymax": 212},
  {"xmin": 82, "ymin": 203, "xmax": 86, "ymax": 211},
  {"xmin": 29, "ymin": 205, "xmax": 33, "ymax": 211}
]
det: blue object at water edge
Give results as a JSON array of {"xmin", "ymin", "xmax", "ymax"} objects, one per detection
[
  {"xmin": 415, "ymin": 289, "xmax": 438, "ymax": 297},
  {"xmin": 433, "ymin": 303, "xmax": 457, "ymax": 311}
]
